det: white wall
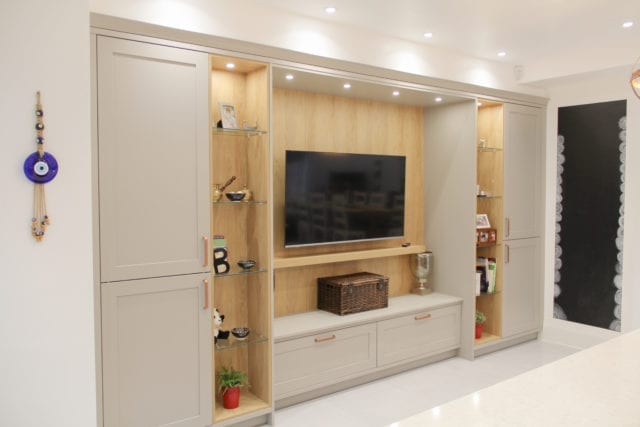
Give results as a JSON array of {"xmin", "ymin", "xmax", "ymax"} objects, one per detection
[
  {"xmin": 540, "ymin": 67, "xmax": 640, "ymax": 348},
  {"xmin": 0, "ymin": 1, "xmax": 96, "ymax": 426},
  {"xmin": 89, "ymin": 0, "xmax": 545, "ymax": 97}
]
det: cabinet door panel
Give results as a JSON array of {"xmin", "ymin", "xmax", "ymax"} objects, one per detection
[
  {"xmin": 97, "ymin": 36, "xmax": 210, "ymax": 282},
  {"xmin": 101, "ymin": 274, "xmax": 212, "ymax": 427},
  {"xmin": 377, "ymin": 305, "xmax": 461, "ymax": 366},
  {"xmin": 502, "ymin": 238, "xmax": 541, "ymax": 337},
  {"xmin": 274, "ymin": 324, "xmax": 376, "ymax": 398},
  {"xmin": 503, "ymin": 104, "xmax": 542, "ymax": 240}
]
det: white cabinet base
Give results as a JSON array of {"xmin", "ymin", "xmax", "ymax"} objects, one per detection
[{"xmin": 273, "ymin": 294, "xmax": 462, "ymax": 405}]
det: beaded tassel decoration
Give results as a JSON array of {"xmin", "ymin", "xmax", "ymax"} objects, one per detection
[{"xmin": 32, "ymin": 92, "xmax": 49, "ymax": 240}]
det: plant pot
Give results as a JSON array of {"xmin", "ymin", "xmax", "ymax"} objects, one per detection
[
  {"xmin": 475, "ymin": 323, "xmax": 483, "ymax": 339},
  {"xmin": 222, "ymin": 386, "xmax": 240, "ymax": 409}
]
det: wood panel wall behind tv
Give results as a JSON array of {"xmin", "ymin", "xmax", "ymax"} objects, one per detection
[{"xmin": 272, "ymin": 88, "xmax": 425, "ymax": 316}]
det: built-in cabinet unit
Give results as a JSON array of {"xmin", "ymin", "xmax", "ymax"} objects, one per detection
[
  {"xmin": 474, "ymin": 100, "xmax": 543, "ymax": 354},
  {"xmin": 95, "ymin": 35, "xmax": 272, "ymax": 427},
  {"xmin": 96, "ymin": 36, "xmax": 213, "ymax": 427},
  {"xmin": 93, "ymin": 15, "xmax": 547, "ymax": 425}
]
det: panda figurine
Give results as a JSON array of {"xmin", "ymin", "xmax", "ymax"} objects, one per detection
[{"xmin": 213, "ymin": 307, "xmax": 229, "ymax": 342}]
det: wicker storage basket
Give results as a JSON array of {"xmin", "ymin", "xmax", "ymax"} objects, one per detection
[{"xmin": 317, "ymin": 272, "xmax": 389, "ymax": 315}]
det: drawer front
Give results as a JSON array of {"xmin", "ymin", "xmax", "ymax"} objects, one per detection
[
  {"xmin": 377, "ymin": 304, "xmax": 461, "ymax": 366},
  {"xmin": 274, "ymin": 323, "xmax": 377, "ymax": 398}
]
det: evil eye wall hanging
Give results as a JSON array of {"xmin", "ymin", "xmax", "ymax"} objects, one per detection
[{"xmin": 23, "ymin": 91, "xmax": 58, "ymax": 241}]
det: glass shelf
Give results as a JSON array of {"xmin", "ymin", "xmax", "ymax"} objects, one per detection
[
  {"xmin": 476, "ymin": 291, "xmax": 501, "ymax": 298},
  {"xmin": 214, "ymin": 266, "xmax": 268, "ymax": 278},
  {"xmin": 212, "ymin": 127, "xmax": 267, "ymax": 137},
  {"xmin": 214, "ymin": 333, "xmax": 268, "ymax": 351},
  {"xmin": 478, "ymin": 146, "xmax": 503, "ymax": 152},
  {"xmin": 476, "ymin": 242, "xmax": 498, "ymax": 248},
  {"xmin": 212, "ymin": 199, "xmax": 267, "ymax": 206}
]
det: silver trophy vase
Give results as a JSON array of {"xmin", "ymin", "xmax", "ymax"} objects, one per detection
[{"xmin": 411, "ymin": 252, "xmax": 433, "ymax": 295}]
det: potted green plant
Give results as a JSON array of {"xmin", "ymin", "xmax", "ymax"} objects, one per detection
[
  {"xmin": 217, "ymin": 366, "xmax": 249, "ymax": 409},
  {"xmin": 475, "ymin": 310, "xmax": 486, "ymax": 339}
]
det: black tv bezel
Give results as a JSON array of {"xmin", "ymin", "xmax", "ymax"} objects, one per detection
[{"xmin": 283, "ymin": 150, "xmax": 406, "ymax": 248}]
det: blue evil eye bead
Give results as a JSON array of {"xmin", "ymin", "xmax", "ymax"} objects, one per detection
[
  {"xmin": 35, "ymin": 123, "xmax": 44, "ymax": 130},
  {"xmin": 34, "ymin": 160, "xmax": 49, "ymax": 176},
  {"xmin": 36, "ymin": 109, "xmax": 43, "ymax": 117},
  {"xmin": 36, "ymin": 136, "xmax": 44, "ymax": 144},
  {"xmin": 23, "ymin": 151, "xmax": 59, "ymax": 183}
]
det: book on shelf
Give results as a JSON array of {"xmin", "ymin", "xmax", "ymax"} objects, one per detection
[{"xmin": 476, "ymin": 256, "xmax": 497, "ymax": 294}]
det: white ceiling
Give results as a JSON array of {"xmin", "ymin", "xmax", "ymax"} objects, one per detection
[{"xmin": 255, "ymin": 0, "xmax": 640, "ymax": 82}]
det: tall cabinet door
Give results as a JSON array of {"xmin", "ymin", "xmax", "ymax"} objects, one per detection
[
  {"xmin": 97, "ymin": 36, "xmax": 210, "ymax": 282},
  {"xmin": 503, "ymin": 104, "xmax": 542, "ymax": 240},
  {"xmin": 502, "ymin": 238, "xmax": 541, "ymax": 337},
  {"xmin": 101, "ymin": 274, "xmax": 212, "ymax": 427}
]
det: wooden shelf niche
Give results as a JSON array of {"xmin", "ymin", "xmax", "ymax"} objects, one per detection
[
  {"xmin": 272, "ymin": 72, "xmax": 427, "ymax": 319},
  {"xmin": 475, "ymin": 100, "xmax": 504, "ymax": 345},
  {"xmin": 209, "ymin": 54, "xmax": 272, "ymax": 424}
]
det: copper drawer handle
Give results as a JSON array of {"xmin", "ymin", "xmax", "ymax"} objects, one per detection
[
  {"xmin": 415, "ymin": 313, "xmax": 432, "ymax": 321},
  {"xmin": 203, "ymin": 236, "xmax": 209, "ymax": 267},
  {"xmin": 203, "ymin": 279, "xmax": 209, "ymax": 310},
  {"xmin": 314, "ymin": 335, "xmax": 336, "ymax": 343}
]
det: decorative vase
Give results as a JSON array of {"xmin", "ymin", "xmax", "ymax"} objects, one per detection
[
  {"xmin": 212, "ymin": 184, "xmax": 222, "ymax": 202},
  {"xmin": 475, "ymin": 323, "xmax": 483, "ymax": 339},
  {"xmin": 410, "ymin": 252, "xmax": 433, "ymax": 295},
  {"xmin": 240, "ymin": 184, "xmax": 253, "ymax": 201},
  {"xmin": 222, "ymin": 386, "xmax": 240, "ymax": 409}
]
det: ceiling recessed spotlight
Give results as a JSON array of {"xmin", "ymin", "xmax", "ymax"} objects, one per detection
[
  {"xmin": 497, "ymin": 51, "xmax": 507, "ymax": 57},
  {"xmin": 435, "ymin": 97, "xmax": 443, "ymax": 102},
  {"xmin": 622, "ymin": 21, "xmax": 634, "ymax": 28},
  {"xmin": 423, "ymin": 32, "xmax": 433, "ymax": 38},
  {"xmin": 325, "ymin": 6, "xmax": 336, "ymax": 14},
  {"xmin": 477, "ymin": 101, "xmax": 483, "ymax": 106},
  {"xmin": 392, "ymin": 90, "xmax": 400, "ymax": 96},
  {"xmin": 226, "ymin": 62, "xmax": 235, "ymax": 69},
  {"xmin": 285, "ymin": 74, "xmax": 294, "ymax": 80},
  {"xmin": 343, "ymin": 83, "xmax": 351, "ymax": 89}
]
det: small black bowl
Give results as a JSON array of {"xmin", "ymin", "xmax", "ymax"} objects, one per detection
[
  {"xmin": 225, "ymin": 191, "xmax": 246, "ymax": 202},
  {"xmin": 231, "ymin": 327, "xmax": 250, "ymax": 340},
  {"xmin": 237, "ymin": 259, "xmax": 256, "ymax": 270}
]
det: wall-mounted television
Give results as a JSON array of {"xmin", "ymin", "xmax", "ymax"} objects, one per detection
[{"xmin": 284, "ymin": 150, "xmax": 406, "ymax": 247}]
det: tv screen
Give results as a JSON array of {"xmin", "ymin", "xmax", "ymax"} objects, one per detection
[{"xmin": 284, "ymin": 150, "xmax": 406, "ymax": 247}]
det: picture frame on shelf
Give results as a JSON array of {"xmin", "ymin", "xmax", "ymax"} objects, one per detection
[
  {"xmin": 476, "ymin": 213, "xmax": 491, "ymax": 229},
  {"xmin": 219, "ymin": 102, "xmax": 238, "ymax": 129}
]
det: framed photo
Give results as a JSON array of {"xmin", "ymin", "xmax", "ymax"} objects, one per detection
[
  {"xmin": 476, "ymin": 213, "xmax": 491, "ymax": 229},
  {"xmin": 219, "ymin": 102, "xmax": 238, "ymax": 129}
]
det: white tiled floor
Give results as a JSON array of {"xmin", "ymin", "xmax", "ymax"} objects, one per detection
[{"xmin": 273, "ymin": 340, "xmax": 578, "ymax": 427}]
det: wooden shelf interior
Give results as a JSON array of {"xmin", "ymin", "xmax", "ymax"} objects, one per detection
[
  {"xmin": 476, "ymin": 101, "xmax": 504, "ymax": 341},
  {"xmin": 272, "ymin": 84, "xmax": 428, "ymax": 318},
  {"xmin": 213, "ymin": 389, "xmax": 271, "ymax": 424},
  {"xmin": 474, "ymin": 331, "xmax": 501, "ymax": 346},
  {"xmin": 273, "ymin": 245, "xmax": 427, "ymax": 269},
  {"xmin": 209, "ymin": 53, "xmax": 272, "ymax": 423}
]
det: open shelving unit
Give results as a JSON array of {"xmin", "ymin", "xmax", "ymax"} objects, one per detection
[
  {"xmin": 475, "ymin": 99, "xmax": 504, "ymax": 346},
  {"xmin": 209, "ymin": 54, "xmax": 272, "ymax": 425}
]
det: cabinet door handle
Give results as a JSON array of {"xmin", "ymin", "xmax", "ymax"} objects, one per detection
[
  {"xmin": 505, "ymin": 217, "xmax": 510, "ymax": 238},
  {"xmin": 202, "ymin": 279, "xmax": 209, "ymax": 310},
  {"xmin": 314, "ymin": 334, "xmax": 336, "ymax": 343},
  {"xmin": 202, "ymin": 236, "xmax": 209, "ymax": 267},
  {"xmin": 415, "ymin": 313, "xmax": 432, "ymax": 321},
  {"xmin": 505, "ymin": 244, "xmax": 510, "ymax": 264}
]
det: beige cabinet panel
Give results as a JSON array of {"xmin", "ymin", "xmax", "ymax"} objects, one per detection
[
  {"xmin": 502, "ymin": 238, "xmax": 541, "ymax": 337},
  {"xmin": 101, "ymin": 274, "xmax": 212, "ymax": 427},
  {"xmin": 274, "ymin": 324, "xmax": 376, "ymax": 398},
  {"xmin": 377, "ymin": 305, "xmax": 461, "ymax": 366},
  {"xmin": 503, "ymin": 104, "xmax": 542, "ymax": 240},
  {"xmin": 97, "ymin": 36, "xmax": 210, "ymax": 282}
]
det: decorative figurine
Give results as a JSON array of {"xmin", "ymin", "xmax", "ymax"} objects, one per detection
[{"xmin": 213, "ymin": 308, "xmax": 229, "ymax": 342}]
